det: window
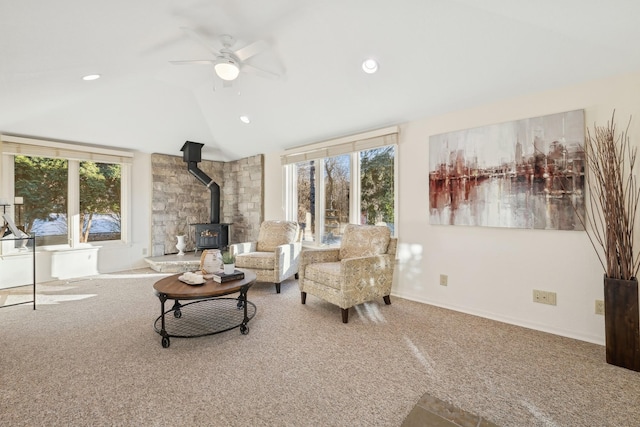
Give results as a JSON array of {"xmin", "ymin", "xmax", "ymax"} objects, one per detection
[
  {"xmin": 79, "ymin": 161, "xmax": 121, "ymax": 242},
  {"xmin": 295, "ymin": 161, "xmax": 316, "ymax": 243},
  {"xmin": 323, "ymin": 154, "xmax": 350, "ymax": 245},
  {"xmin": 360, "ymin": 146, "xmax": 395, "ymax": 231},
  {"xmin": 2, "ymin": 135, "xmax": 132, "ymax": 248},
  {"xmin": 14, "ymin": 156, "xmax": 69, "ymax": 245},
  {"xmin": 284, "ymin": 127, "xmax": 398, "ymax": 247}
]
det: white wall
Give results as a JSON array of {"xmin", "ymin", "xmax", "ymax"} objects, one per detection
[
  {"xmin": 263, "ymin": 71, "xmax": 640, "ymax": 345},
  {"xmin": 263, "ymin": 153, "xmax": 286, "ymax": 221}
]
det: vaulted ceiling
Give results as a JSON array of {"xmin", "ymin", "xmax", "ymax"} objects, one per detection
[{"xmin": 2, "ymin": 0, "xmax": 640, "ymax": 161}]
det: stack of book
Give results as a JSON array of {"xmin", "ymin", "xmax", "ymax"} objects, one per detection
[{"xmin": 211, "ymin": 269, "xmax": 245, "ymax": 283}]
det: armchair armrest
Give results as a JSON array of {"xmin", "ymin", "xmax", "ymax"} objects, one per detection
[
  {"xmin": 274, "ymin": 242, "xmax": 302, "ymax": 281},
  {"xmin": 299, "ymin": 248, "xmax": 340, "ymax": 281},
  {"xmin": 229, "ymin": 242, "xmax": 257, "ymax": 256},
  {"xmin": 340, "ymin": 254, "xmax": 395, "ymax": 293}
]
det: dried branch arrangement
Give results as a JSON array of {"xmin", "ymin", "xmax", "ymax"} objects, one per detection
[{"xmin": 580, "ymin": 112, "xmax": 640, "ymax": 280}]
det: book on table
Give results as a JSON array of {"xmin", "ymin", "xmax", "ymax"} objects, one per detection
[{"xmin": 212, "ymin": 270, "xmax": 245, "ymax": 283}]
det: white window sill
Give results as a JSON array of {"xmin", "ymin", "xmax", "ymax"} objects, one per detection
[{"xmin": 41, "ymin": 244, "xmax": 101, "ymax": 252}]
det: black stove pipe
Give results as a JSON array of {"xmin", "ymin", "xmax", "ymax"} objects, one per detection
[{"xmin": 181, "ymin": 141, "xmax": 220, "ymax": 224}]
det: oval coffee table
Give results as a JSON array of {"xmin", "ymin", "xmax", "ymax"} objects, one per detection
[{"xmin": 153, "ymin": 269, "xmax": 257, "ymax": 348}]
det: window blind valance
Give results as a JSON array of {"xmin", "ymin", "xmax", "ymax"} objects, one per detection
[
  {"xmin": 1, "ymin": 134, "xmax": 134, "ymax": 164},
  {"xmin": 281, "ymin": 126, "xmax": 398, "ymax": 165}
]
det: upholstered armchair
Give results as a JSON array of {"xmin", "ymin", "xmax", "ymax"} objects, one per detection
[
  {"xmin": 229, "ymin": 220, "xmax": 301, "ymax": 294},
  {"xmin": 298, "ymin": 224, "xmax": 397, "ymax": 323}
]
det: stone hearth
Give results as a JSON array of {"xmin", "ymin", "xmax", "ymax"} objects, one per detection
[{"xmin": 144, "ymin": 253, "xmax": 201, "ymax": 273}]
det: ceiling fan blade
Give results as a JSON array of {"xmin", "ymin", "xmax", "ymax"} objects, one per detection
[
  {"xmin": 242, "ymin": 63, "xmax": 280, "ymax": 80},
  {"xmin": 170, "ymin": 60, "xmax": 216, "ymax": 65},
  {"xmin": 180, "ymin": 27, "xmax": 220, "ymax": 57},
  {"xmin": 234, "ymin": 40, "xmax": 268, "ymax": 61}
]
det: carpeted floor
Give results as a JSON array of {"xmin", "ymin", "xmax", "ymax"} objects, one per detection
[{"xmin": 1, "ymin": 269, "xmax": 639, "ymax": 426}]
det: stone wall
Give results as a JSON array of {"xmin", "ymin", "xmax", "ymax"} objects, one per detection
[
  {"xmin": 223, "ymin": 155, "xmax": 264, "ymax": 243},
  {"xmin": 150, "ymin": 153, "xmax": 263, "ymax": 256}
]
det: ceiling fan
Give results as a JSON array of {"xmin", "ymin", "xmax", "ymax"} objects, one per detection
[{"xmin": 170, "ymin": 29, "xmax": 280, "ymax": 85}]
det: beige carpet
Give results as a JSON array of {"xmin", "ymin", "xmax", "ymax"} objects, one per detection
[{"xmin": 1, "ymin": 269, "xmax": 639, "ymax": 426}]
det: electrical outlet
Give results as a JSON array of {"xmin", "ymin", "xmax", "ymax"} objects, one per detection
[
  {"xmin": 533, "ymin": 290, "xmax": 543, "ymax": 303},
  {"xmin": 533, "ymin": 289, "xmax": 557, "ymax": 306},
  {"xmin": 142, "ymin": 248, "xmax": 147, "ymax": 255},
  {"xmin": 595, "ymin": 299, "xmax": 605, "ymax": 315},
  {"xmin": 439, "ymin": 274, "xmax": 448, "ymax": 286}
]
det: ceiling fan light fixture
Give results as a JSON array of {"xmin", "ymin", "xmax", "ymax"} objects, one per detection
[
  {"xmin": 214, "ymin": 59, "xmax": 240, "ymax": 81},
  {"xmin": 239, "ymin": 115, "xmax": 251, "ymax": 124},
  {"xmin": 362, "ymin": 58, "xmax": 379, "ymax": 74}
]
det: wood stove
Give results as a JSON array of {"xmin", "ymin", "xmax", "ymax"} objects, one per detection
[
  {"xmin": 193, "ymin": 223, "xmax": 230, "ymax": 252},
  {"xmin": 181, "ymin": 141, "xmax": 232, "ymax": 253}
]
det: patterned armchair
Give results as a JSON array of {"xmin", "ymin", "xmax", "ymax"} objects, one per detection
[
  {"xmin": 298, "ymin": 224, "xmax": 397, "ymax": 323},
  {"xmin": 229, "ymin": 220, "xmax": 301, "ymax": 294}
]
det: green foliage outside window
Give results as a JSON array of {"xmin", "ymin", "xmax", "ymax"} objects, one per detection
[
  {"xmin": 14, "ymin": 155, "xmax": 121, "ymax": 243},
  {"xmin": 360, "ymin": 146, "xmax": 394, "ymax": 226},
  {"xmin": 79, "ymin": 161, "xmax": 121, "ymax": 242},
  {"xmin": 14, "ymin": 156, "xmax": 68, "ymax": 237},
  {"xmin": 295, "ymin": 145, "xmax": 395, "ymax": 244}
]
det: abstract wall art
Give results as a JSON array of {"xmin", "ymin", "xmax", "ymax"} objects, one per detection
[{"xmin": 429, "ymin": 109, "xmax": 585, "ymax": 230}]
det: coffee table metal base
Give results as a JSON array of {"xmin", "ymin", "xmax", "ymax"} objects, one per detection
[{"xmin": 154, "ymin": 295, "xmax": 256, "ymax": 348}]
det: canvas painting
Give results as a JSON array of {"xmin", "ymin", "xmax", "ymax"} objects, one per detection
[{"xmin": 429, "ymin": 109, "xmax": 585, "ymax": 230}]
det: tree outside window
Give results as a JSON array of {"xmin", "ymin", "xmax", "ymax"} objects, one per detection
[
  {"xmin": 296, "ymin": 161, "xmax": 315, "ymax": 242},
  {"xmin": 80, "ymin": 161, "xmax": 121, "ymax": 242},
  {"xmin": 360, "ymin": 146, "xmax": 395, "ymax": 231},
  {"xmin": 14, "ymin": 155, "xmax": 121, "ymax": 245},
  {"xmin": 291, "ymin": 144, "xmax": 396, "ymax": 246},
  {"xmin": 14, "ymin": 156, "xmax": 68, "ymax": 245},
  {"xmin": 323, "ymin": 154, "xmax": 350, "ymax": 245}
]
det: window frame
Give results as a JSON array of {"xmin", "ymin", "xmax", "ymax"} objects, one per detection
[
  {"xmin": 1, "ymin": 135, "xmax": 132, "ymax": 250},
  {"xmin": 285, "ymin": 142, "xmax": 398, "ymax": 248}
]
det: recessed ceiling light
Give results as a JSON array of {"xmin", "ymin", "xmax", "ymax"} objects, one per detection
[
  {"xmin": 82, "ymin": 74, "xmax": 101, "ymax": 81},
  {"xmin": 362, "ymin": 58, "xmax": 378, "ymax": 74},
  {"xmin": 240, "ymin": 115, "xmax": 251, "ymax": 124}
]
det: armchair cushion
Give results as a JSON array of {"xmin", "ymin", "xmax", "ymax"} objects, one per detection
[
  {"xmin": 236, "ymin": 251, "xmax": 275, "ymax": 270},
  {"xmin": 305, "ymin": 262, "xmax": 342, "ymax": 290},
  {"xmin": 338, "ymin": 224, "xmax": 391, "ymax": 260},
  {"xmin": 256, "ymin": 220, "xmax": 299, "ymax": 252}
]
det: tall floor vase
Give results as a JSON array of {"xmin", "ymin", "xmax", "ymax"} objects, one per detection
[{"xmin": 604, "ymin": 275, "xmax": 640, "ymax": 371}]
